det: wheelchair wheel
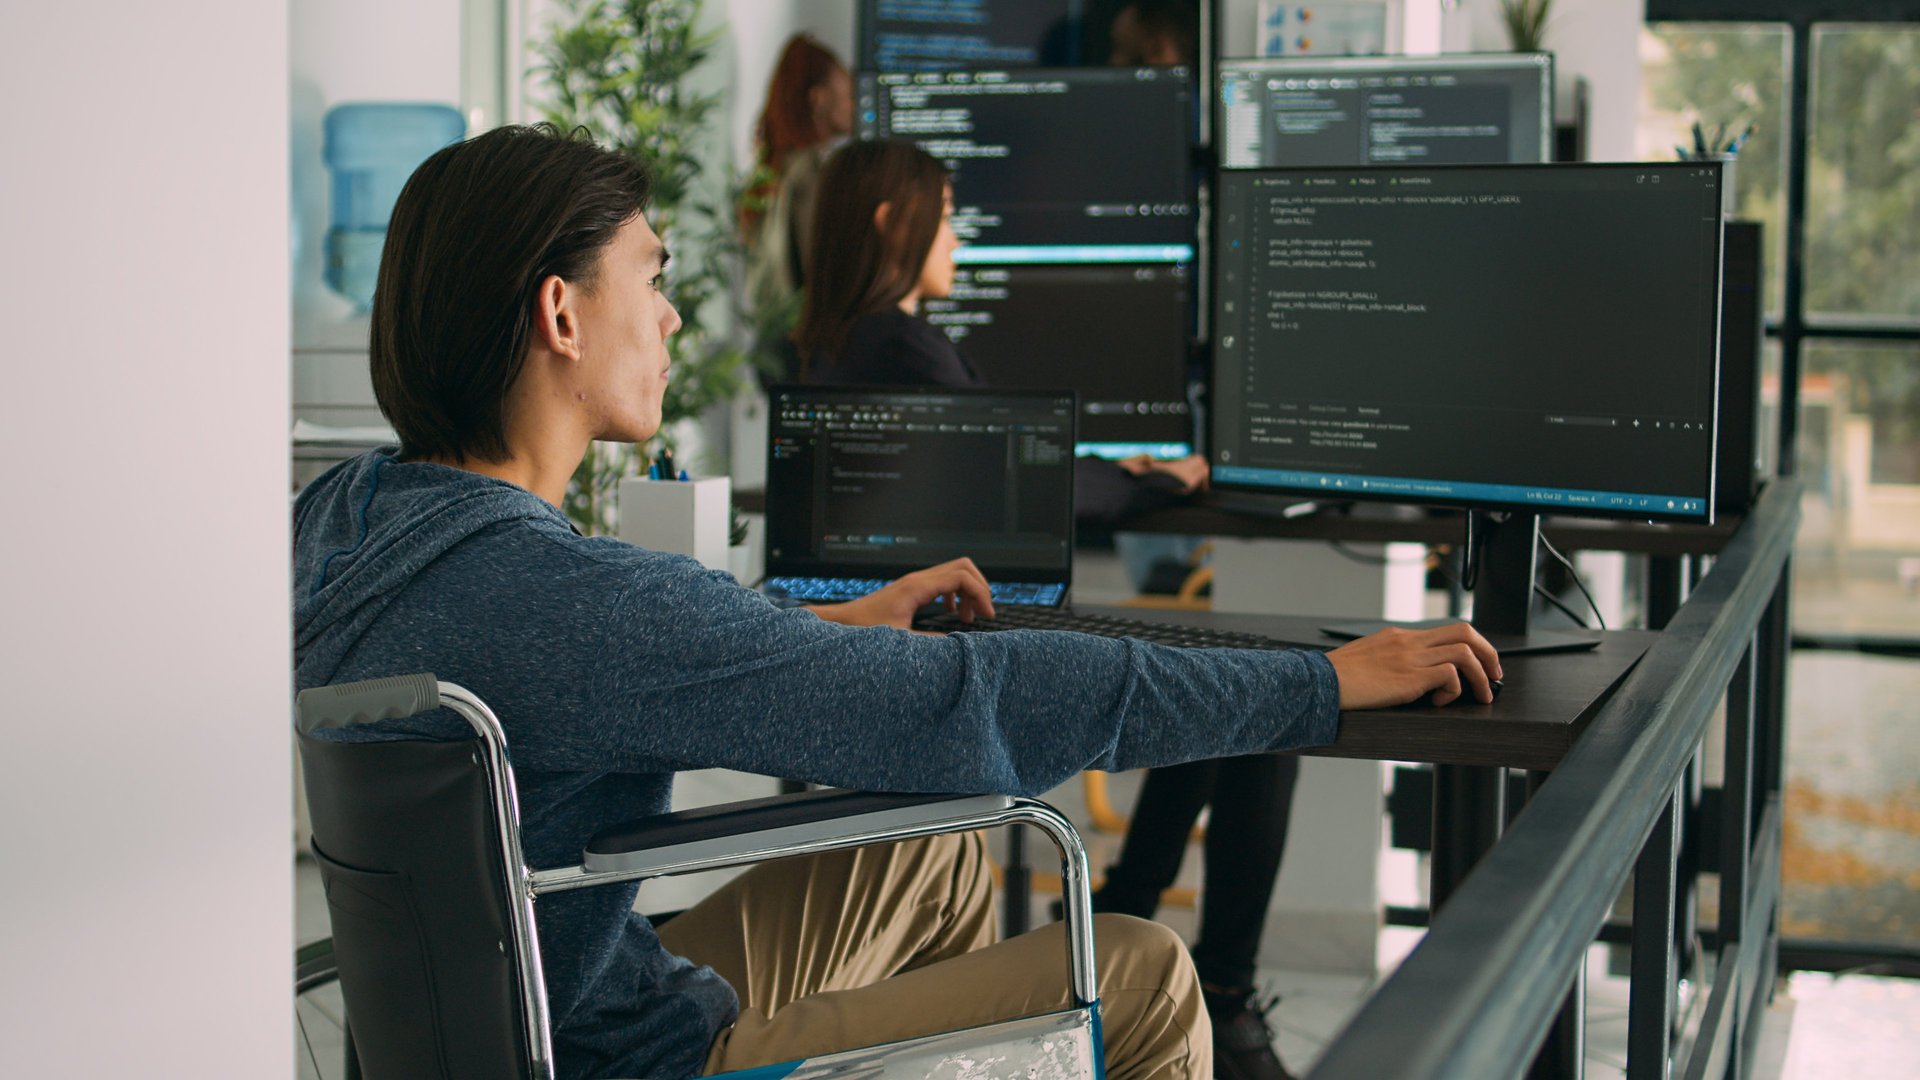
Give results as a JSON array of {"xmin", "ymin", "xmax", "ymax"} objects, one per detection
[{"xmin": 295, "ymin": 938, "xmax": 361, "ymax": 1080}]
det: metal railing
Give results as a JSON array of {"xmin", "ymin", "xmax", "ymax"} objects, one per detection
[{"xmin": 1310, "ymin": 479, "xmax": 1801, "ymax": 1079}]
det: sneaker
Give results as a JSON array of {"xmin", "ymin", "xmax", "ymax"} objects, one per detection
[{"xmin": 1205, "ymin": 987, "xmax": 1296, "ymax": 1080}]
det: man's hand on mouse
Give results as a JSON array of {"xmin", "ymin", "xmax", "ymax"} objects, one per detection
[{"xmin": 1328, "ymin": 622, "xmax": 1503, "ymax": 709}]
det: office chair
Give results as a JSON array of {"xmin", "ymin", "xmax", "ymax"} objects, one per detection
[{"xmin": 294, "ymin": 674, "xmax": 1102, "ymax": 1080}]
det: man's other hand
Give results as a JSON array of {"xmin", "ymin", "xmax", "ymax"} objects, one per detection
[{"xmin": 806, "ymin": 557, "xmax": 996, "ymax": 631}]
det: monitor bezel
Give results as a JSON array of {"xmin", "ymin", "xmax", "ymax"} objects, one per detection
[{"xmin": 1205, "ymin": 160, "xmax": 1724, "ymax": 526}]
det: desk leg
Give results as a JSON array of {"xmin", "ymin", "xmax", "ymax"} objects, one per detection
[
  {"xmin": 1646, "ymin": 555, "xmax": 1685, "ymax": 630},
  {"xmin": 1003, "ymin": 825, "xmax": 1031, "ymax": 938},
  {"xmin": 1430, "ymin": 764, "xmax": 1505, "ymax": 910}
]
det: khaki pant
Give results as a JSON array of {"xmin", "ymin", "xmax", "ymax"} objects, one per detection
[{"xmin": 657, "ymin": 832, "xmax": 1210, "ymax": 1080}]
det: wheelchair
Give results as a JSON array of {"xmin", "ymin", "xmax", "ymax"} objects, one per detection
[{"xmin": 294, "ymin": 674, "xmax": 1103, "ymax": 1079}]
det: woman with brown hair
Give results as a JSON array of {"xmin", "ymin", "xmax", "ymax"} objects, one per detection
[
  {"xmin": 743, "ymin": 34, "xmax": 854, "ymax": 316},
  {"xmin": 793, "ymin": 139, "xmax": 971, "ymax": 386},
  {"xmin": 796, "ymin": 138, "xmax": 1207, "ymax": 514}
]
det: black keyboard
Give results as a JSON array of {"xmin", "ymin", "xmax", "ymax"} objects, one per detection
[{"xmin": 913, "ymin": 606, "xmax": 1310, "ymax": 651}]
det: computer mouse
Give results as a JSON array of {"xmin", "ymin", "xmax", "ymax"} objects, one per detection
[{"xmin": 1428, "ymin": 678, "xmax": 1502, "ymax": 707}]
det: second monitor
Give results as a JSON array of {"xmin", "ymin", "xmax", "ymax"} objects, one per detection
[
  {"xmin": 1210, "ymin": 162, "xmax": 1725, "ymax": 524},
  {"xmin": 921, "ymin": 261, "xmax": 1194, "ymax": 457},
  {"xmin": 1218, "ymin": 52, "xmax": 1554, "ymax": 168}
]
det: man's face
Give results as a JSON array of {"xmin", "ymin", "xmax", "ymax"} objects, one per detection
[{"xmin": 571, "ymin": 214, "xmax": 682, "ymax": 443}]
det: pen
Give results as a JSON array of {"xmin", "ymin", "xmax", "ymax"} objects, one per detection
[
  {"xmin": 1691, "ymin": 120, "xmax": 1706, "ymax": 157},
  {"xmin": 653, "ymin": 446, "xmax": 675, "ymax": 481}
]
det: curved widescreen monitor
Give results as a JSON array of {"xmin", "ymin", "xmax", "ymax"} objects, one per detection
[
  {"xmin": 1218, "ymin": 52, "xmax": 1553, "ymax": 168},
  {"xmin": 1210, "ymin": 162, "xmax": 1724, "ymax": 523}
]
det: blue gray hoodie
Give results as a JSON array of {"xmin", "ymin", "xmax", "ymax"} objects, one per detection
[{"xmin": 293, "ymin": 449, "xmax": 1340, "ymax": 1079}]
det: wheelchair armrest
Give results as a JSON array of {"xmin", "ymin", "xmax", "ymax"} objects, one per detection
[
  {"xmin": 296, "ymin": 673, "xmax": 440, "ymax": 734},
  {"xmin": 581, "ymin": 789, "xmax": 1012, "ymax": 875}
]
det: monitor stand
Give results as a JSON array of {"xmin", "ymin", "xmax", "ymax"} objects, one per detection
[{"xmin": 1320, "ymin": 511, "xmax": 1602, "ymax": 656}]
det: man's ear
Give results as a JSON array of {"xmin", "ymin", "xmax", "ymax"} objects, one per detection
[{"xmin": 530, "ymin": 274, "xmax": 581, "ymax": 361}]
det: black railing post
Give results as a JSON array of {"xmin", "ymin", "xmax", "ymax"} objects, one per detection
[
  {"xmin": 1723, "ymin": 635, "xmax": 1758, "ymax": 944},
  {"xmin": 1718, "ymin": 633, "xmax": 1759, "ymax": 1077},
  {"xmin": 1527, "ymin": 770, "xmax": 1586, "ymax": 1080},
  {"xmin": 1629, "ymin": 788, "xmax": 1681, "ymax": 1080}
]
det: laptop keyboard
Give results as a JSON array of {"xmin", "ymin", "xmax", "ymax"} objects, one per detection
[
  {"xmin": 768, "ymin": 576, "xmax": 1069, "ymax": 607},
  {"xmin": 913, "ymin": 606, "xmax": 1304, "ymax": 651}
]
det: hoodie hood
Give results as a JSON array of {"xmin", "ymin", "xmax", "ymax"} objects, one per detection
[{"xmin": 293, "ymin": 449, "xmax": 568, "ymax": 687}]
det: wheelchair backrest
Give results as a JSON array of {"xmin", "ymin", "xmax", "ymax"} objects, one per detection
[{"xmin": 298, "ymin": 727, "xmax": 534, "ymax": 1079}]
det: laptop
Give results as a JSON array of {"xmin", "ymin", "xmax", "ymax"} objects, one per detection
[
  {"xmin": 763, "ymin": 385, "xmax": 1315, "ymax": 650},
  {"xmin": 763, "ymin": 384, "xmax": 1077, "ymax": 610}
]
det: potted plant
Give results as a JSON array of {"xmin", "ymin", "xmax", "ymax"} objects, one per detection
[
  {"xmin": 1500, "ymin": 0, "xmax": 1553, "ymax": 53},
  {"xmin": 535, "ymin": 0, "xmax": 765, "ymax": 535}
]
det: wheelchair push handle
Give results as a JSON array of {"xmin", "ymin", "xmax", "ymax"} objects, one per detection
[{"xmin": 297, "ymin": 673, "xmax": 441, "ymax": 734}]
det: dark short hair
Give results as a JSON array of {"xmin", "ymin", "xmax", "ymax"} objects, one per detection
[
  {"xmin": 370, "ymin": 123, "xmax": 653, "ymax": 463},
  {"xmin": 794, "ymin": 139, "xmax": 949, "ymax": 372}
]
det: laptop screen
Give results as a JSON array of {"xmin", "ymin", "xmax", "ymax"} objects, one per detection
[{"xmin": 765, "ymin": 385, "xmax": 1077, "ymax": 588}]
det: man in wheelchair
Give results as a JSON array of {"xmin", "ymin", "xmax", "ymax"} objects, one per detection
[{"xmin": 292, "ymin": 124, "xmax": 1500, "ymax": 1080}]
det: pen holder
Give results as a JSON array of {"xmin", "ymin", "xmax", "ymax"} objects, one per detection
[{"xmin": 618, "ymin": 475, "xmax": 731, "ymax": 572}]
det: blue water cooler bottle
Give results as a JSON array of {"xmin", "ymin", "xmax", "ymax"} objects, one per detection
[{"xmin": 323, "ymin": 103, "xmax": 465, "ymax": 310}]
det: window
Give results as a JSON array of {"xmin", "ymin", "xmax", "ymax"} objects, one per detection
[
  {"xmin": 1644, "ymin": 5, "xmax": 1920, "ymax": 957},
  {"xmin": 1807, "ymin": 25, "xmax": 1920, "ymax": 323}
]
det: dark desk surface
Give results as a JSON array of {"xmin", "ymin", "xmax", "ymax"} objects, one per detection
[{"xmin": 1076, "ymin": 604, "xmax": 1659, "ymax": 773}]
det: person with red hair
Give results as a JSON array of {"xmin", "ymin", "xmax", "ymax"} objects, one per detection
[{"xmin": 743, "ymin": 34, "xmax": 854, "ymax": 319}]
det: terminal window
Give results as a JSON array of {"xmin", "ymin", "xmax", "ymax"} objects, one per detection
[
  {"xmin": 859, "ymin": 67, "xmax": 1194, "ymax": 254},
  {"xmin": 1210, "ymin": 165, "xmax": 1723, "ymax": 520},
  {"xmin": 860, "ymin": 0, "xmax": 1081, "ymax": 72},
  {"xmin": 1219, "ymin": 55, "xmax": 1553, "ymax": 169},
  {"xmin": 767, "ymin": 391, "xmax": 1075, "ymax": 573}
]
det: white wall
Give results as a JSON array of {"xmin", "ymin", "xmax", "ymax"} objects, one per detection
[
  {"xmin": 1455, "ymin": 0, "xmax": 1645, "ymax": 160},
  {"xmin": 0, "ymin": 2, "xmax": 289, "ymax": 1076}
]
